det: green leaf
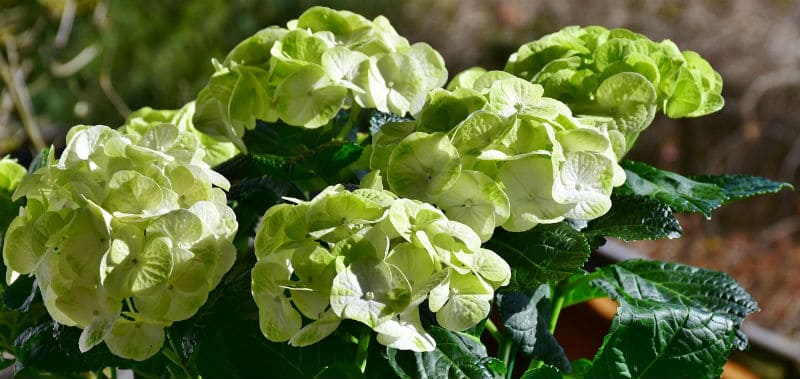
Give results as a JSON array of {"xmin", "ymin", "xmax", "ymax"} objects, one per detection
[
  {"xmin": 496, "ymin": 285, "xmax": 570, "ymax": 371},
  {"xmin": 192, "ymin": 316, "xmax": 361, "ymax": 379},
  {"xmin": 310, "ymin": 142, "xmax": 364, "ymax": 184},
  {"xmin": 587, "ymin": 299, "xmax": 734, "ymax": 379},
  {"xmin": 15, "ymin": 321, "xmax": 144, "ymax": 373},
  {"xmin": 591, "ymin": 259, "xmax": 759, "ymax": 351},
  {"xmin": 521, "ymin": 365, "xmax": 560, "ymax": 379},
  {"xmin": 618, "ymin": 160, "xmax": 726, "ymax": 218},
  {"xmin": 486, "ymin": 223, "xmax": 590, "ymax": 292},
  {"xmin": 364, "ymin": 109, "xmax": 413, "ymax": 135},
  {"xmin": 387, "ymin": 326, "xmax": 505, "ymax": 379},
  {"xmin": 690, "ymin": 174, "xmax": 793, "ymax": 204},
  {"xmin": 583, "ymin": 194, "xmax": 682, "ymax": 242}
]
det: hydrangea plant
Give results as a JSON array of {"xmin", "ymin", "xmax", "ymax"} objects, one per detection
[{"xmin": 0, "ymin": 6, "xmax": 792, "ymax": 379}]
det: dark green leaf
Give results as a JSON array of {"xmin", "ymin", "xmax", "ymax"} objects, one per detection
[
  {"xmin": 191, "ymin": 314, "xmax": 360, "ymax": 379},
  {"xmin": 587, "ymin": 299, "xmax": 734, "ymax": 379},
  {"xmin": 558, "ymin": 272, "xmax": 606, "ymax": 308},
  {"xmin": 618, "ymin": 160, "xmax": 726, "ymax": 218},
  {"xmin": 14, "ymin": 320, "xmax": 149, "ymax": 373},
  {"xmin": 521, "ymin": 365, "xmax": 560, "ymax": 379},
  {"xmin": 226, "ymin": 176, "xmax": 292, "ymax": 254},
  {"xmin": 691, "ymin": 174, "xmax": 793, "ymax": 204},
  {"xmin": 520, "ymin": 359, "xmax": 593, "ymax": 379},
  {"xmin": 387, "ymin": 326, "xmax": 505, "ymax": 379},
  {"xmin": 497, "ymin": 285, "xmax": 569, "ymax": 371},
  {"xmin": 310, "ymin": 142, "xmax": 363, "ymax": 183},
  {"xmin": 487, "ymin": 223, "xmax": 590, "ymax": 292},
  {"xmin": 584, "ymin": 194, "xmax": 682, "ymax": 242},
  {"xmin": 591, "ymin": 259, "xmax": 759, "ymax": 350},
  {"xmin": 2, "ymin": 276, "xmax": 38, "ymax": 312},
  {"xmin": 361, "ymin": 109, "xmax": 413, "ymax": 135}
]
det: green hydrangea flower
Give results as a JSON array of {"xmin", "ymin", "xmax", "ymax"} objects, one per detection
[
  {"xmin": 252, "ymin": 178, "xmax": 510, "ymax": 352},
  {"xmin": 193, "ymin": 6, "xmax": 447, "ymax": 152},
  {"xmin": 504, "ymin": 25, "xmax": 723, "ymax": 152},
  {"xmin": 122, "ymin": 101, "xmax": 239, "ymax": 167},
  {"xmin": 372, "ymin": 71, "xmax": 625, "ymax": 239},
  {"xmin": 3, "ymin": 124, "xmax": 237, "ymax": 361}
]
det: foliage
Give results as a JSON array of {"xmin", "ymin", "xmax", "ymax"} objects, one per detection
[{"xmin": 0, "ymin": 6, "xmax": 792, "ymax": 379}]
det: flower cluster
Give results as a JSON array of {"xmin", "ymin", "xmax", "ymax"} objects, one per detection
[
  {"xmin": 370, "ymin": 71, "xmax": 625, "ymax": 240},
  {"xmin": 504, "ymin": 25, "xmax": 723, "ymax": 151},
  {"xmin": 2, "ymin": 124, "xmax": 237, "ymax": 360},
  {"xmin": 193, "ymin": 6, "xmax": 447, "ymax": 152},
  {"xmin": 122, "ymin": 101, "xmax": 239, "ymax": 167},
  {"xmin": 252, "ymin": 175, "xmax": 510, "ymax": 352}
]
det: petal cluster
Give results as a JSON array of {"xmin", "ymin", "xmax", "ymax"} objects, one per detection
[
  {"xmin": 371, "ymin": 72, "xmax": 626, "ymax": 239},
  {"xmin": 122, "ymin": 101, "xmax": 239, "ymax": 167},
  {"xmin": 193, "ymin": 6, "xmax": 447, "ymax": 152},
  {"xmin": 252, "ymin": 176, "xmax": 510, "ymax": 352},
  {"xmin": 2, "ymin": 124, "xmax": 237, "ymax": 360},
  {"xmin": 504, "ymin": 25, "xmax": 723, "ymax": 151}
]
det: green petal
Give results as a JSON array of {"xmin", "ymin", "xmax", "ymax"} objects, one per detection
[
  {"xmin": 330, "ymin": 259, "xmax": 411, "ymax": 327},
  {"xmin": 499, "ymin": 156, "xmax": 571, "ymax": 231},
  {"xmin": 104, "ymin": 320, "xmax": 165, "ymax": 361},
  {"xmin": 275, "ymin": 64, "xmax": 347, "ymax": 128},
  {"xmin": 417, "ymin": 88, "xmax": 487, "ymax": 133},
  {"xmin": 386, "ymin": 132, "xmax": 461, "ymax": 200},
  {"xmin": 289, "ymin": 310, "xmax": 341, "ymax": 347},
  {"xmin": 130, "ymin": 237, "xmax": 174, "ymax": 295},
  {"xmin": 432, "ymin": 170, "xmax": 510, "ymax": 241},
  {"xmin": 446, "ymin": 67, "xmax": 488, "ymax": 91},
  {"xmin": 435, "ymin": 273, "xmax": 493, "ymax": 331},
  {"xmin": 487, "ymin": 77, "xmax": 545, "ymax": 118},
  {"xmin": 450, "ymin": 110, "xmax": 508, "ymax": 156}
]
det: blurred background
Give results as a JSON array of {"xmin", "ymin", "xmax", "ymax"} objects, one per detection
[{"xmin": 0, "ymin": 0, "xmax": 798, "ymax": 377}]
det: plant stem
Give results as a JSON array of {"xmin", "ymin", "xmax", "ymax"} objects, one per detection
[
  {"xmin": 500, "ymin": 338, "xmax": 516, "ymax": 379},
  {"xmin": 162, "ymin": 347, "xmax": 193, "ymax": 379},
  {"xmin": 549, "ymin": 294, "xmax": 565, "ymax": 334},
  {"xmin": 355, "ymin": 327, "xmax": 371, "ymax": 374},
  {"xmin": 483, "ymin": 318, "xmax": 502, "ymax": 344}
]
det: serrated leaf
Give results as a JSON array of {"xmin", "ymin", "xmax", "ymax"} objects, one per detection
[
  {"xmin": 496, "ymin": 285, "xmax": 570, "ymax": 371},
  {"xmin": 310, "ymin": 142, "xmax": 363, "ymax": 183},
  {"xmin": 362, "ymin": 109, "xmax": 413, "ymax": 135},
  {"xmin": 587, "ymin": 299, "xmax": 734, "ymax": 379},
  {"xmin": 192, "ymin": 315, "xmax": 361, "ymax": 379},
  {"xmin": 521, "ymin": 365, "xmax": 560, "ymax": 379},
  {"xmin": 387, "ymin": 326, "xmax": 505, "ymax": 379},
  {"xmin": 691, "ymin": 174, "xmax": 793, "ymax": 204},
  {"xmin": 618, "ymin": 160, "xmax": 726, "ymax": 217},
  {"xmin": 583, "ymin": 194, "xmax": 682, "ymax": 242},
  {"xmin": 14, "ymin": 321, "xmax": 141, "ymax": 373},
  {"xmin": 486, "ymin": 223, "xmax": 590, "ymax": 292},
  {"xmin": 592, "ymin": 259, "xmax": 759, "ymax": 350}
]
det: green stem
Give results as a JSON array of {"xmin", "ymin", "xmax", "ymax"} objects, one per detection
[
  {"xmin": 483, "ymin": 318, "xmax": 502, "ymax": 344},
  {"xmin": 162, "ymin": 347, "xmax": 193, "ymax": 379},
  {"xmin": 355, "ymin": 327, "xmax": 371, "ymax": 374},
  {"xmin": 549, "ymin": 294, "xmax": 565, "ymax": 335},
  {"xmin": 500, "ymin": 338, "xmax": 516, "ymax": 379}
]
